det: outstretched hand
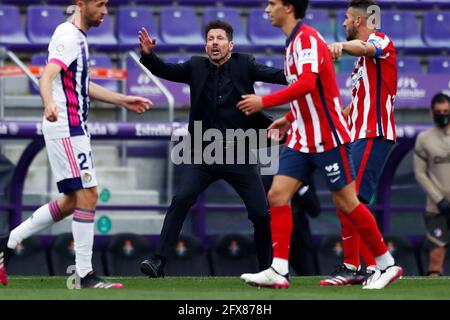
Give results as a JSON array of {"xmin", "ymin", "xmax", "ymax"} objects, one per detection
[
  {"xmin": 120, "ymin": 95, "xmax": 153, "ymax": 114},
  {"xmin": 237, "ymin": 94, "xmax": 263, "ymax": 115},
  {"xmin": 328, "ymin": 42, "xmax": 344, "ymax": 61},
  {"xmin": 138, "ymin": 27, "xmax": 157, "ymax": 55},
  {"xmin": 267, "ymin": 116, "xmax": 291, "ymax": 141}
]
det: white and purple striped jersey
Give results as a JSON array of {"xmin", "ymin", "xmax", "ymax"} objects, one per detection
[{"xmin": 42, "ymin": 22, "xmax": 90, "ymax": 140}]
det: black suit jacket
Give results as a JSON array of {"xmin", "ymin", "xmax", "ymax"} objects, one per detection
[{"xmin": 140, "ymin": 52, "xmax": 287, "ymax": 133}]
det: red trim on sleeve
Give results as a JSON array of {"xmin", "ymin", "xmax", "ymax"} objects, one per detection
[
  {"xmin": 262, "ymin": 73, "xmax": 317, "ymax": 109},
  {"xmin": 285, "ymin": 110, "xmax": 295, "ymax": 123},
  {"xmin": 49, "ymin": 58, "xmax": 68, "ymax": 72}
]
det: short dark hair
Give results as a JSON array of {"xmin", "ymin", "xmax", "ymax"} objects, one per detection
[
  {"xmin": 348, "ymin": 0, "xmax": 377, "ymax": 11},
  {"xmin": 281, "ymin": 0, "xmax": 309, "ymax": 19},
  {"xmin": 431, "ymin": 93, "xmax": 450, "ymax": 110},
  {"xmin": 205, "ymin": 20, "xmax": 234, "ymax": 41}
]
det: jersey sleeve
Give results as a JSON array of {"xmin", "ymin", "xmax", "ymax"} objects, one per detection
[
  {"xmin": 47, "ymin": 32, "xmax": 78, "ymax": 72},
  {"xmin": 367, "ymin": 33, "xmax": 393, "ymax": 59},
  {"xmin": 293, "ymin": 33, "xmax": 321, "ymax": 75}
]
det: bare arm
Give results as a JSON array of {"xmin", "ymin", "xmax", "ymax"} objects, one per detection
[
  {"xmin": 39, "ymin": 62, "xmax": 62, "ymax": 122},
  {"xmin": 328, "ymin": 40, "xmax": 377, "ymax": 60},
  {"xmin": 89, "ymin": 81, "xmax": 152, "ymax": 113}
]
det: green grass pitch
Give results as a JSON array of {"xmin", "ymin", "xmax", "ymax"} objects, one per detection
[{"xmin": 0, "ymin": 276, "xmax": 449, "ymax": 300}]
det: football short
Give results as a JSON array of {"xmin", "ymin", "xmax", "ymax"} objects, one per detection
[
  {"xmin": 277, "ymin": 144, "xmax": 356, "ymax": 192},
  {"xmin": 45, "ymin": 135, "xmax": 98, "ymax": 194},
  {"xmin": 424, "ymin": 212, "xmax": 449, "ymax": 249},
  {"xmin": 351, "ymin": 138, "xmax": 394, "ymax": 204}
]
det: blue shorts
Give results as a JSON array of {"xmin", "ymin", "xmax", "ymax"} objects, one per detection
[
  {"xmin": 277, "ymin": 144, "xmax": 356, "ymax": 192},
  {"xmin": 351, "ymin": 138, "xmax": 394, "ymax": 203}
]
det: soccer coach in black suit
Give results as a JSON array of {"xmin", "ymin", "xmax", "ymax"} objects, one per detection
[{"xmin": 138, "ymin": 20, "xmax": 287, "ymax": 277}]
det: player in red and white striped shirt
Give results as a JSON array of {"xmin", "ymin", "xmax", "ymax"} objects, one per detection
[
  {"xmin": 237, "ymin": 0, "xmax": 402, "ymax": 289},
  {"xmin": 320, "ymin": 0, "xmax": 398, "ymax": 286}
]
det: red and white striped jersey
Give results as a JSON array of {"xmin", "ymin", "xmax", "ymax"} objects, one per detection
[
  {"xmin": 348, "ymin": 32, "xmax": 397, "ymax": 142},
  {"xmin": 284, "ymin": 23, "xmax": 351, "ymax": 153}
]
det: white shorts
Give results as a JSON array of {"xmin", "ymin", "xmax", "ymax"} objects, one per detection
[{"xmin": 45, "ymin": 135, "xmax": 98, "ymax": 194}]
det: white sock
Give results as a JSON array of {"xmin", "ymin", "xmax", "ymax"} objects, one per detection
[
  {"xmin": 271, "ymin": 257, "xmax": 289, "ymax": 275},
  {"xmin": 72, "ymin": 208, "xmax": 95, "ymax": 278},
  {"xmin": 375, "ymin": 251, "xmax": 395, "ymax": 270},
  {"xmin": 7, "ymin": 200, "xmax": 63, "ymax": 249}
]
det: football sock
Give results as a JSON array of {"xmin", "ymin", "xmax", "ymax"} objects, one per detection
[
  {"xmin": 72, "ymin": 208, "xmax": 95, "ymax": 278},
  {"xmin": 347, "ymin": 203, "xmax": 388, "ymax": 258},
  {"xmin": 270, "ymin": 205, "xmax": 292, "ymax": 261},
  {"xmin": 360, "ymin": 238, "xmax": 377, "ymax": 270},
  {"xmin": 271, "ymin": 258, "xmax": 289, "ymax": 276},
  {"xmin": 375, "ymin": 251, "xmax": 395, "ymax": 270},
  {"xmin": 338, "ymin": 210, "xmax": 361, "ymax": 269},
  {"xmin": 7, "ymin": 200, "xmax": 63, "ymax": 249}
]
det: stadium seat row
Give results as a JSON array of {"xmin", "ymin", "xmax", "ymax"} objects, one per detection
[
  {"xmin": 1, "ymin": 0, "xmax": 450, "ymax": 8},
  {"xmin": 0, "ymin": 5, "xmax": 449, "ymax": 52},
  {"xmin": 7, "ymin": 233, "xmax": 449, "ymax": 277}
]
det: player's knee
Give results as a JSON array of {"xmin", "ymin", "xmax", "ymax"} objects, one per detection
[
  {"xmin": 268, "ymin": 188, "xmax": 289, "ymax": 207},
  {"xmin": 333, "ymin": 198, "xmax": 357, "ymax": 215},
  {"xmin": 76, "ymin": 187, "xmax": 98, "ymax": 208}
]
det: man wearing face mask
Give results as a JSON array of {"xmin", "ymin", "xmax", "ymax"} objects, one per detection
[
  {"xmin": 138, "ymin": 20, "xmax": 287, "ymax": 278},
  {"xmin": 414, "ymin": 93, "xmax": 450, "ymax": 277}
]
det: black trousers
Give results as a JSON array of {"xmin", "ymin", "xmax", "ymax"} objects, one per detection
[{"xmin": 156, "ymin": 163, "xmax": 272, "ymax": 270}]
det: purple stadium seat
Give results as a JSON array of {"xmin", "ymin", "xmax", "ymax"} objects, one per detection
[
  {"xmin": 255, "ymin": 55, "xmax": 284, "ymax": 69},
  {"xmin": 159, "ymin": 7, "xmax": 203, "ymax": 49},
  {"xmin": 134, "ymin": 0, "xmax": 176, "ymax": 4},
  {"xmin": 202, "ymin": 7, "xmax": 249, "ymax": 46},
  {"xmin": 222, "ymin": 0, "xmax": 266, "ymax": 6},
  {"xmin": 46, "ymin": 0, "xmax": 125, "ymax": 4},
  {"xmin": 423, "ymin": 12, "xmax": 450, "ymax": 48},
  {"xmin": 421, "ymin": 0, "xmax": 450, "ymax": 7},
  {"xmin": 26, "ymin": 6, "xmax": 65, "ymax": 45},
  {"xmin": 0, "ymin": 5, "xmax": 29, "ymax": 47},
  {"xmin": 0, "ymin": 0, "xmax": 40, "ymax": 3},
  {"xmin": 378, "ymin": 0, "xmax": 420, "ymax": 4},
  {"xmin": 29, "ymin": 53, "xmax": 47, "ymax": 94},
  {"xmin": 178, "ymin": 0, "xmax": 218, "ymax": 4},
  {"xmin": 310, "ymin": 0, "xmax": 348, "ymax": 5},
  {"xmin": 336, "ymin": 10, "xmax": 347, "ymax": 42},
  {"xmin": 89, "ymin": 54, "xmax": 119, "ymax": 92},
  {"xmin": 116, "ymin": 6, "xmax": 162, "ymax": 49},
  {"xmin": 248, "ymin": 9, "xmax": 285, "ymax": 47},
  {"xmin": 338, "ymin": 56, "xmax": 358, "ymax": 74},
  {"xmin": 87, "ymin": 14, "xmax": 117, "ymax": 49},
  {"xmin": 380, "ymin": 11, "xmax": 424, "ymax": 49},
  {"xmin": 397, "ymin": 56, "xmax": 423, "ymax": 74},
  {"xmin": 428, "ymin": 57, "xmax": 450, "ymax": 74},
  {"xmin": 303, "ymin": 9, "xmax": 335, "ymax": 44}
]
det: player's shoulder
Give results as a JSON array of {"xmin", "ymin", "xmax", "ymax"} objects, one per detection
[
  {"xmin": 370, "ymin": 31, "xmax": 394, "ymax": 46},
  {"xmin": 417, "ymin": 127, "xmax": 435, "ymax": 142},
  {"xmin": 51, "ymin": 22, "xmax": 78, "ymax": 42},
  {"xmin": 54, "ymin": 22, "xmax": 76, "ymax": 35},
  {"xmin": 296, "ymin": 23, "xmax": 326, "ymax": 45}
]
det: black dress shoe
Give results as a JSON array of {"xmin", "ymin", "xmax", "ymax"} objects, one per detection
[{"xmin": 141, "ymin": 256, "xmax": 165, "ymax": 278}]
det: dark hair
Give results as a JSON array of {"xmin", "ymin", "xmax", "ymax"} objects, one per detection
[
  {"xmin": 431, "ymin": 93, "xmax": 450, "ymax": 110},
  {"xmin": 205, "ymin": 20, "xmax": 234, "ymax": 41},
  {"xmin": 281, "ymin": 0, "xmax": 309, "ymax": 19},
  {"xmin": 348, "ymin": 0, "xmax": 377, "ymax": 10}
]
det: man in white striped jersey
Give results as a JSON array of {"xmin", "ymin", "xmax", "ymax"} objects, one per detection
[{"xmin": 0, "ymin": 0, "xmax": 152, "ymax": 289}]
